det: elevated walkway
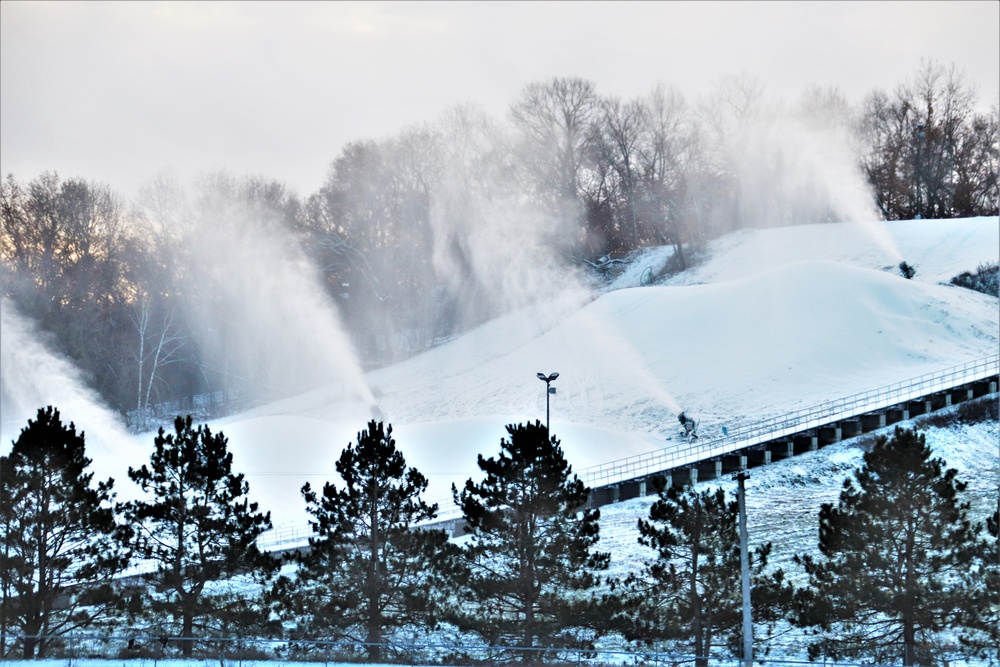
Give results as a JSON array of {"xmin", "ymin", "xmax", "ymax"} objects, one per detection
[{"xmin": 582, "ymin": 354, "xmax": 998, "ymax": 506}]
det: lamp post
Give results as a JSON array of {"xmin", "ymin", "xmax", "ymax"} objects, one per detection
[{"xmin": 536, "ymin": 372, "xmax": 559, "ymax": 434}]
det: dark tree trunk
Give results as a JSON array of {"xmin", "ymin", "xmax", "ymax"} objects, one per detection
[
  {"xmin": 22, "ymin": 634, "xmax": 36, "ymax": 660},
  {"xmin": 366, "ymin": 483, "xmax": 382, "ymax": 662},
  {"xmin": 692, "ymin": 505, "xmax": 707, "ymax": 667},
  {"xmin": 521, "ymin": 513, "xmax": 536, "ymax": 663},
  {"xmin": 181, "ymin": 611, "xmax": 194, "ymax": 658},
  {"xmin": 673, "ymin": 240, "xmax": 687, "ymax": 271},
  {"xmin": 903, "ymin": 524, "xmax": 916, "ymax": 666}
]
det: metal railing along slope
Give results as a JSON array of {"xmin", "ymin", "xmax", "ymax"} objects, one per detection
[{"xmin": 578, "ymin": 354, "xmax": 999, "ymax": 489}]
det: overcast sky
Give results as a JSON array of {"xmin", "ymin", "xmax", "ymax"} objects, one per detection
[{"xmin": 2, "ymin": 1, "xmax": 998, "ymax": 200}]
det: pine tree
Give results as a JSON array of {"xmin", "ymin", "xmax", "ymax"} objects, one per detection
[
  {"xmin": 273, "ymin": 421, "xmax": 458, "ymax": 660},
  {"xmin": 0, "ymin": 407, "xmax": 132, "ymax": 658},
  {"xmin": 124, "ymin": 416, "xmax": 277, "ymax": 657},
  {"xmin": 793, "ymin": 427, "xmax": 986, "ymax": 665},
  {"xmin": 964, "ymin": 506, "xmax": 1000, "ymax": 659},
  {"xmin": 452, "ymin": 420, "xmax": 609, "ymax": 660},
  {"xmin": 990, "ymin": 508, "xmax": 1000, "ymax": 653},
  {"xmin": 620, "ymin": 482, "xmax": 783, "ymax": 666}
]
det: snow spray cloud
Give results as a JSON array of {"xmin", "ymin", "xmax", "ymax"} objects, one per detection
[
  {"xmin": 429, "ymin": 106, "xmax": 590, "ymax": 337},
  {"xmin": 574, "ymin": 306, "xmax": 683, "ymax": 431},
  {"xmin": 0, "ymin": 298, "xmax": 134, "ymax": 463},
  {"xmin": 177, "ymin": 177, "xmax": 374, "ymax": 411},
  {"xmin": 704, "ymin": 82, "xmax": 900, "ymax": 261}
]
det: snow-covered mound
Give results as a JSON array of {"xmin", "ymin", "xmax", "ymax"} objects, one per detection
[
  {"xmin": 18, "ymin": 217, "xmax": 994, "ymax": 532},
  {"xmin": 209, "ymin": 218, "xmax": 997, "ymax": 529}
]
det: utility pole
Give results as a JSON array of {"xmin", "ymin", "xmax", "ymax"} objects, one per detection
[{"xmin": 737, "ymin": 470, "xmax": 752, "ymax": 666}]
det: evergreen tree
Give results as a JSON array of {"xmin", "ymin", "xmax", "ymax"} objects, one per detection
[
  {"xmin": 793, "ymin": 427, "xmax": 986, "ymax": 665},
  {"xmin": 123, "ymin": 416, "xmax": 277, "ymax": 657},
  {"xmin": 273, "ymin": 421, "xmax": 458, "ymax": 660},
  {"xmin": 452, "ymin": 421, "xmax": 609, "ymax": 660},
  {"xmin": 0, "ymin": 407, "xmax": 132, "ymax": 658},
  {"xmin": 619, "ymin": 482, "xmax": 783, "ymax": 666},
  {"xmin": 964, "ymin": 506, "xmax": 1000, "ymax": 659}
]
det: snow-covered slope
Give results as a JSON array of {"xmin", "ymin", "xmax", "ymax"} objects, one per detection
[
  {"xmin": 207, "ymin": 216, "xmax": 998, "ymax": 530},
  {"xmin": 611, "ymin": 217, "xmax": 998, "ymax": 288},
  {"xmin": 12, "ymin": 217, "xmax": 993, "ymax": 534}
]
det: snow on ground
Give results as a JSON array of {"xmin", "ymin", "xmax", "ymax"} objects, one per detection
[
  {"xmin": 2, "ymin": 216, "xmax": 997, "ymax": 662},
  {"xmin": 16, "ymin": 217, "xmax": 998, "ymax": 539},
  {"xmin": 598, "ymin": 414, "xmax": 1000, "ymax": 585},
  {"xmin": 610, "ymin": 217, "xmax": 998, "ymax": 289},
  {"xmin": 213, "ymin": 216, "xmax": 996, "ymax": 532}
]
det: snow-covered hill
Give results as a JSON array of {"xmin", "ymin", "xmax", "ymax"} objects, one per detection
[
  {"xmin": 4, "ymin": 218, "xmax": 998, "ymax": 541},
  {"xmin": 218, "ymin": 215, "xmax": 998, "ymax": 660},
  {"xmin": 216, "ymin": 217, "xmax": 999, "ymax": 530}
]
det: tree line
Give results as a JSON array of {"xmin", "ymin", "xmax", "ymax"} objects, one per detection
[
  {"xmin": 2, "ymin": 62, "xmax": 998, "ymax": 420},
  {"xmin": 1, "ymin": 407, "xmax": 997, "ymax": 664}
]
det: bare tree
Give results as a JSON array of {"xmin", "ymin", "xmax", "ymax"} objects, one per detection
[
  {"xmin": 859, "ymin": 60, "xmax": 996, "ymax": 219},
  {"xmin": 592, "ymin": 95, "xmax": 649, "ymax": 249},
  {"xmin": 131, "ymin": 296, "xmax": 186, "ymax": 413},
  {"xmin": 510, "ymin": 77, "xmax": 599, "ymax": 243},
  {"xmin": 311, "ymin": 128, "xmax": 445, "ymax": 361},
  {"xmin": 1, "ymin": 173, "xmax": 139, "ymax": 410},
  {"xmin": 698, "ymin": 74, "xmax": 767, "ymax": 231},
  {"xmin": 639, "ymin": 85, "xmax": 698, "ymax": 266}
]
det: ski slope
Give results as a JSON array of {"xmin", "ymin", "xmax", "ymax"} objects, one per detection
[
  {"xmin": 216, "ymin": 217, "xmax": 999, "ymax": 531},
  {"xmin": 3, "ymin": 217, "xmax": 997, "ymax": 538}
]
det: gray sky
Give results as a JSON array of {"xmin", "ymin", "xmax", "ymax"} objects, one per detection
[{"xmin": 2, "ymin": 1, "xmax": 998, "ymax": 200}]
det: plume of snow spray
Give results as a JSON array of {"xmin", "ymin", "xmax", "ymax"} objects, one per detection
[
  {"xmin": 159, "ymin": 175, "xmax": 376, "ymax": 414},
  {"xmin": 707, "ymin": 81, "xmax": 901, "ymax": 261},
  {"xmin": 0, "ymin": 298, "xmax": 135, "ymax": 463},
  {"xmin": 577, "ymin": 307, "xmax": 684, "ymax": 416},
  {"xmin": 183, "ymin": 219, "xmax": 375, "ymax": 411},
  {"xmin": 429, "ymin": 106, "xmax": 591, "ymax": 340}
]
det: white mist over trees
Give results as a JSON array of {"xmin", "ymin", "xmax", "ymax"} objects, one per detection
[{"xmin": 1, "ymin": 63, "xmax": 997, "ymax": 425}]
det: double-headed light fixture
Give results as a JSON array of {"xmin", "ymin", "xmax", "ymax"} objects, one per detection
[{"xmin": 536, "ymin": 372, "xmax": 559, "ymax": 433}]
